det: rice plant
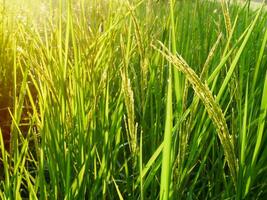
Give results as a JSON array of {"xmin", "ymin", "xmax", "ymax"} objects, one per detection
[{"xmin": 0, "ymin": 0, "xmax": 267, "ymax": 199}]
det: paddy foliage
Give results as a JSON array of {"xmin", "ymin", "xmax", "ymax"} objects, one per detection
[{"xmin": 0, "ymin": 0, "xmax": 267, "ymax": 199}]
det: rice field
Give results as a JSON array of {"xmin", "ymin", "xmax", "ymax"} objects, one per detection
[{"xmin": 0, "ymin": 0, "xmax": 267, "ymax": 199}]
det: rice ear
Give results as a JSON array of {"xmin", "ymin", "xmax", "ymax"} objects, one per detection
[{"xmin": 152, "ymin": 41, "xmax": 237, "ymax": 187}]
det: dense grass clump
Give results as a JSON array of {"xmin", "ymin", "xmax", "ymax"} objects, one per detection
[{"xmin": 0, "ymin": 0, "xmax": 267, "ymax": 199}]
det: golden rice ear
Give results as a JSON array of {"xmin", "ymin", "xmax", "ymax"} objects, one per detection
[
  {"xmin": 120, "ymin": 35, "xmax": 138, "ymax": 157},
  {"xmin": 220, "ymin": 0, "xmax": 232, "ymax": 39},
  {"xmin": 201, "ymin": 33, "xmax": 222, "ymax": 80},
  {"xmin": 152, "ymin": 41, "xmax": 237, "ymax": 187}
]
